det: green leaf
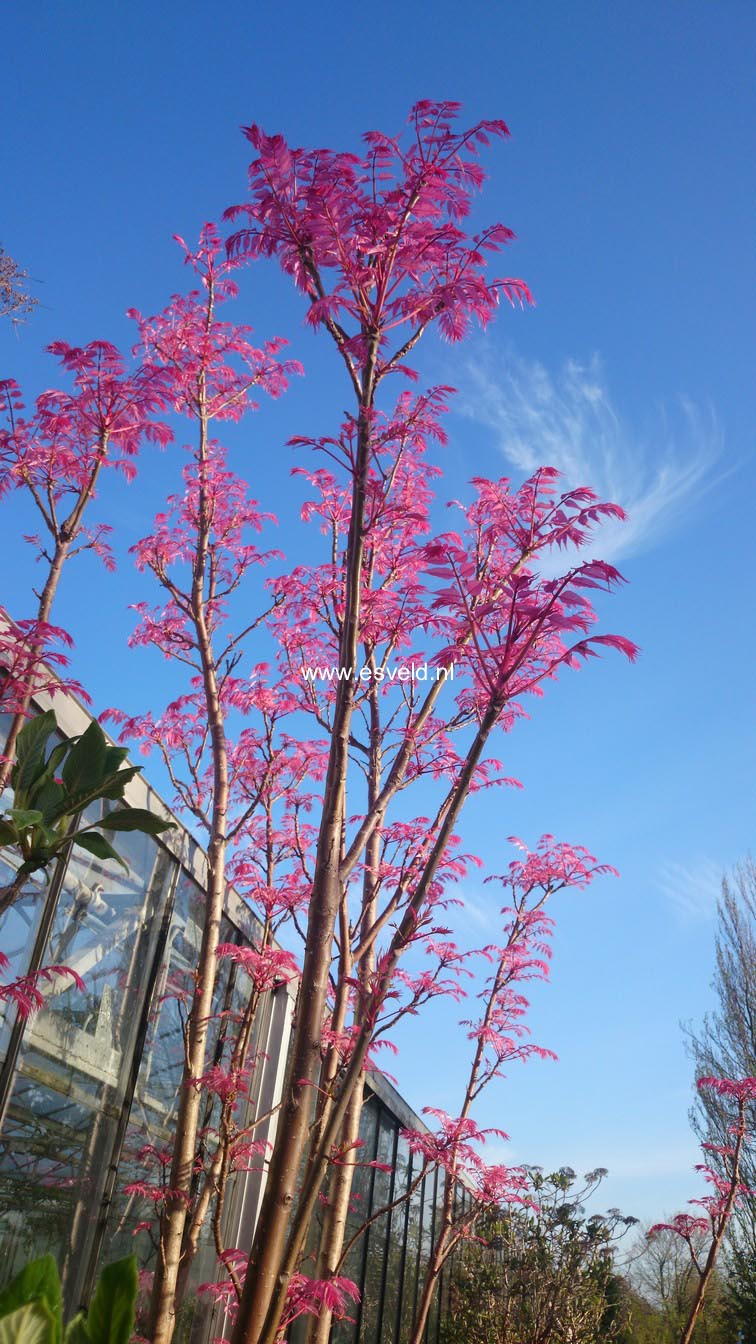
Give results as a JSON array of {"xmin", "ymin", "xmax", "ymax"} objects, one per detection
[
  {"xmin": 0, "ymin": 1303, "xmax": 55, "ymax": 1344},
  {"xmin": 27, "ymin": 742, "xmax": 70, "ymax": 804},
  {"xmin": 0, "ymin": 820, "xmax": 19, "ymax": 846},
  {"xmin": 102, "ymin": 746, "xmax": 129, "ymax": 776},
  {"xmin": 43, "ymin": 741, "xmax": 69, "ymax": 780},
  {"xmin": 29, "ymin": 823, "xmax": 63, "ymax": 852},
  {"xmin": 31, "ymin": 781, "xmax": 67, "ymax": 824},
  {"xmin": 61, "ymin": 722, "xmax": 107, "ymax": 797},
  {"xmin": 62, "ymin": 1316, "xmax": 89, "ymax": 1344},
  {"xmin": 70, "ymin": 832, "xmax": 128, "ymax": 872},
  {"xmin": 84, "ymin": 1257, "xmax": 138, "ymax": 1344},
  {"xmin": 13, "ymin": 712, "xmax": 58, "ymax": 794},
  {"xmin": 9, "ymin": 810, "xmax": 44, "ymax": 831},
  {"xmin": 95, "ymin": 767, "xmax": 141, "ymax": 803},
  {"xmin": 0, "ymin": 1256, "xmax": 61, "ymax": 1343},
  {"xmin": 53, "ymin": 769, "xmax": 141, "ymax": 823},
  {"xmin": 101, "ymin": 808, "xmax": 174, "ymax": 836}
]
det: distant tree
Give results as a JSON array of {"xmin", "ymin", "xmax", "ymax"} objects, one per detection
[
  {"xmin": 625, "ymin": 1223, "xmax": 731, "ymax": 1344},
  {"xmin": 685, "ymin": 861, "xmax": 756, "ymax": 1253},
  {"xmin": 0, "ymin": 245, "xmax": 37, "ymax": 326}
]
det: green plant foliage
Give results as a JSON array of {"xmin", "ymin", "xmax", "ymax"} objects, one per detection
[
  {"xmin": 0, "ymin": 1258, "xmax": 61, "ymax": 1344},
  {"xmin": 0, "ymin": 1303, "xmax": 56, "ymax": 1344},
  {"xmin": 0, "ymin": 1256, "xmax": 138, "ymax": 1344},
  {"xmin": 0, "ymin": 710, "xmax": 173, "ymax": 883},
  {"xmin": 82, "ymin": 1259, "xmax": 138, "ymax": 1344}
]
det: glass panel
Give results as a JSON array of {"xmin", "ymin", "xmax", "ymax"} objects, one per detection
[
  {"xmin": 359, "ymin": 1109, "xmax": 395, "ymax": 1344},
  {"xmin": 101, "ymin": 869, "xmax": 262, "ymax": 1344},
  {"xmin": 332, "ymin": 1097, "xmax": 380, "ymax": 1344},
  {"xmin": 380, "ymin": 1133, "xmax": 411, "ymax": 1344},
  {"xmin": 0, "ymin": 859, "xmax": 49, "ymax": 1061},
  {"xmin": 0, "ymin": 711, "xmax": 62, "ymax": 1060},
  {"xmin": 425, "ymin": 1168, "xmax": 441, "ymax": 1344},
  {"xmin": 431, "ymin": 1172, "xmax": 448, "ymax": 1343},
  {"xmin": 398, "ymin": 1167, "xmax": 423, "ymax": 1344},
  {"xmin": 0, "ymin": 809, "xmax": 172, "ymax": 1308}
]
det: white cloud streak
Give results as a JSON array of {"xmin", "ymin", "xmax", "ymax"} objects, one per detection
[
  {"xmin": 457, "ymin": 348, "xmax": 723, "ymax": 562},
  {"xmin": 657, "ymin": 858, "xmax": 723, "ymax": 924}
]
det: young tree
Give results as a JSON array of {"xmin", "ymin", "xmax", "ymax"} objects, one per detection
[
  {"xmin": 403, "ymin": 838, "xmax": 617, "ymax": 1344},
  {"xmin": 217, "ymin": 102, "xmax": 636, "ymax": 1344},
  {"xmin": 648, "ymin": 1076, "xmax": 756, "ymax": 1344},
  {"xmin": 685, "ymin": 861, "xmax": 756, "ymax": 1252},
  {"xmin": 0, "ymin": 102, "xmax": 636, "ymax": 1344},
  {"xmin": 0, "ymin": 340, "xmax": 170, "ymax": 794},
  {"xmin": 103, "ymin": 225, "xmax": 301, "ymax": 1344}
]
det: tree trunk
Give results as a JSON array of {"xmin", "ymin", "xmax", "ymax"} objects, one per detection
[
  {"xmin": 230, "ymin": 371, "xmax": 377, "ymax": 1344},
  {"xmin": 308, "ymin": 1077, "xmax": 366, "ymax": 1344},
  {"xmin": 0, "ymin": 538, "xmax": 69, "ymax": 793},
  {"xmin": 149, "ymin": 374, "xmax": 231, "ymax": 1344}
]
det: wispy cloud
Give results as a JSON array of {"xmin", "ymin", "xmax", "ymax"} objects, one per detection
[
  {"xmin": 457, "ymin": 348, "xmax": 723, "ymax": 561},
  {"xmin": 657, "ymin": 858, "xmax": 723, "ymax": 923},
  {"xmin": 452, "ymin": 884, "xmax": 499, "ymax": 934}
]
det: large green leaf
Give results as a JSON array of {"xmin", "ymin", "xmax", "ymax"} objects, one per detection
[
  {"xmin": 84, "ymin": 1257, "xmax": 137, "ymax": 1344},
  {"xmin": 101, "ymin": 808, "xmax": 173, "ymax": 836},
  {"xmin": 62, "ymin": 1315, "xmax": 89, "ymax": 1344},
  {"xmin": 0, "ymin": 1303, "xmax": 55, "ymax": 1344},
  {"xmin": 9, "ymin": 810, "xmax": 44, "ymax": 830},
  {"xmin": 0, "ymin": 820, "xmax": 19, "ymax": 846},
  {"xmin": 70, "ymin": 831, "xmax": 128, "ymax": 871},
  {"xmin": 95, "ymin": 767, "xmax": 141, "ymax": 803},
  {"xmin": 61, "ymin": 722, "xmax": 107, "ymax": 797},
  {"xmin": 31, "ymin": 780, "xmax": 66, "ymax": 823},
  {"xmin": 0, "ymin": 1255, "xmax": 61, "ymax": 1344},
  {"xmin": 101, "ymin": 745, "xmax": 129, "ymax": 776},
  {"xmin": 12, "ymin": 713, "xmax": 57, "ymax": 795},
  {"xmin": 50, "ymin": 768, "xmax": 141, "ymax": 823}
]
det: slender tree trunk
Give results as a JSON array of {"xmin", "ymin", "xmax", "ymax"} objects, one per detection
[
  {"xmin": 679, "ymin": 1116, "xmax": 745, "ymax": 1344},
  {"xmin": 149, "ymin": 372, "xmax": 232, "ymax": 1344},
  {"xmin": 247, "ymin": 701, "xmax": 501, "ymax": 1344},
  {"xmin": 409, "ymin": 1239, "xmax": 447, "ymax": 1344},
  {"xmin": 0, "ymin": 538, "xmax": 69, "ymax": 792},
  {"xmin": 230, "ymin": 362, "xmax": 378, "ymax": 1344},
  {"xmin": 1, "ymin": 434, "xmax": 108, "ymax": 794},
  {"xmin": 307, "ymin": 692, "xmax": 382, "ymax": 1344},
  {"xmin": 309, "ymin": 1078, "xmax": 365, "ymax": 1344}
]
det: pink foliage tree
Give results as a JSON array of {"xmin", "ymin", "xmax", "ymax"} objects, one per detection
[
  {"xmin": 649, "ymin": 1076, "xmax": 756, "ymax": 1344},
  {"xmin": 216, "ymin": 102, "xmax": 636, "ymax": 1344},
  {"xmin": 0, "ymin": 101, "xmax": 638, "ymax": 1344},
  {"xmin": 0, "ymin": 341, "xmax": 170, "ymax": 789},
  {"xmin": 104, "ymin": 225, "xmax": 305, "ymax": 1341},
  {"xmin": 399, "ymin": 837, "xmax": 615, "ymax": 1344}
]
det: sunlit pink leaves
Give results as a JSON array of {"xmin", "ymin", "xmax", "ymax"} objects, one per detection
[
  {"xmin": 0, "ymin": 954, "xmax": 86, "ymax": 1019},
  {"xmin": 226, "ymin": 101, "xmax": 531, "ymax": 378},
  {"xmin": 130, "ymin": 224, "xmax": 301, "ymax": 422}
]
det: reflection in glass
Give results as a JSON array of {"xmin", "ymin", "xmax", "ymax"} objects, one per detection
[
  {"xmin": 0, "ymin": 807, "xmax": 172, "ymax": 1310},
  {"xmin": 381, "ymin": 1132, "xmax": 411, "ymax": 1344},
  {"xmin": 360, "ymin": 1111, "xmax": 396, "ymax": 1344},
  {"xmin": 0, "ymin": 859, "xmax": 49, "ymax": 1062},
  {"xmin": 399, "ymin": 1167, "xmax": 424, "ymax": 1344},
  {"xmin": 331, "ymin": 1097, "xmax": 380, "ymax": 1344},
  {"xmin": 103, "ymin": 870, "xmax": 263, "ymax": 1344},
  {"xmin": 0, "ymin": 711, "xmax": 58, "ymax": 1061}
]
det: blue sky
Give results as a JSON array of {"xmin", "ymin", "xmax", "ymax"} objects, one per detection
[{"xmin": 2, "ymin": 0, "xmax": 755, "ymax": 1228}]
